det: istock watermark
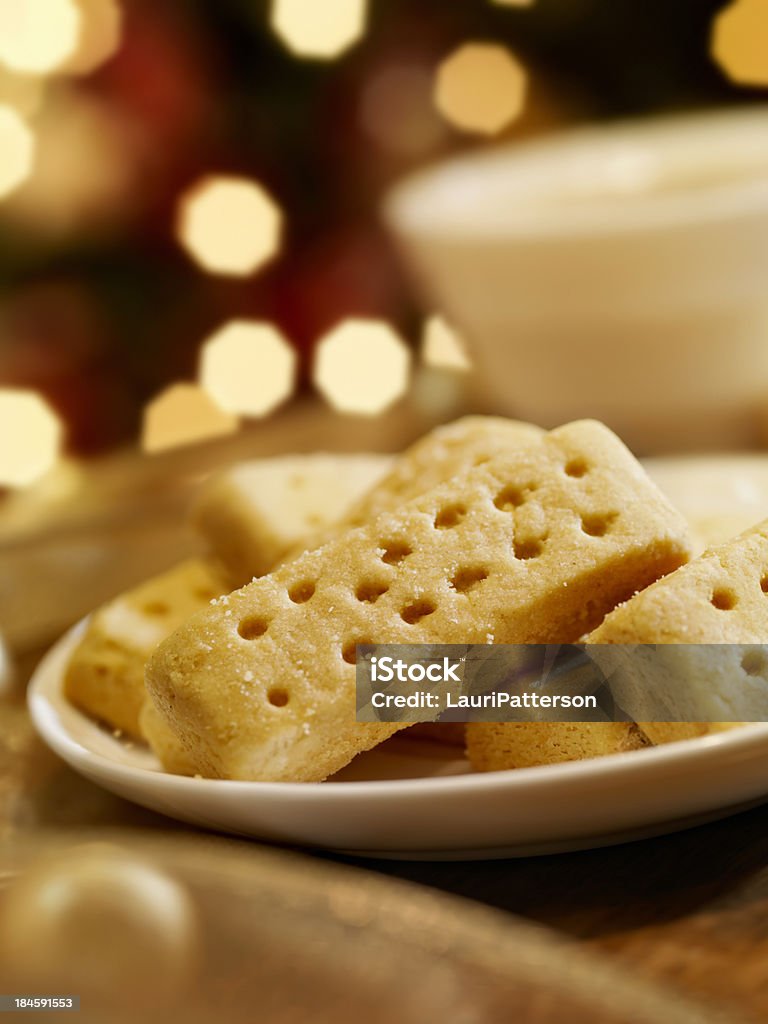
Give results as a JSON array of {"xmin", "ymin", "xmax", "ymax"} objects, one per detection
[
  {"xmin": 370, "ymin": 655, "xmax": 463, "ymax": 684},
  {"xmin": 355, "ymin": 644, "xmax": 768, "ymax": 724}
]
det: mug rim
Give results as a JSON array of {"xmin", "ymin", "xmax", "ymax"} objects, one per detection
[{"xmin": 384, "ymin": 106, "xmax": 768, "ymax": 243}]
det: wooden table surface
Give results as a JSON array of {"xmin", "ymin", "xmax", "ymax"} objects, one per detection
[
  {"xmin": 4, "ymin": 667, "xmax": 768, "ymax": 1024},
  {"xmin": 340, "ymin": 809, "xmax": 768, "ymax": 1023}
]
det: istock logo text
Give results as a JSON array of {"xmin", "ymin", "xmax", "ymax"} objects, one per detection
[{"xmin": 369, "ymin": 656, "xmax": 462, "ymax": 684}]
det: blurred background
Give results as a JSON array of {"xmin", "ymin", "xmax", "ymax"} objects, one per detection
[
  {"xmin": 0, "ymin": 0, "xmax": 757, "ymax": 460},
  {"xmin": 3, "ymin": 0, "xmax": 768, "ymax": 645}
]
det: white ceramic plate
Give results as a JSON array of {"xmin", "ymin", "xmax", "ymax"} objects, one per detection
[{"xmin": 28, "ymin": 619, "xmax": 768, "ymax": 859}]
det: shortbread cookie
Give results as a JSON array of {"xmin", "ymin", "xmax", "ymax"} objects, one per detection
[
  {"xmin": 587, "ymin": 521, "xmax": 768, "ymax": 732},
  {"xmin": 587, "ymin": 642, "xmax": 757, "ymax": 732},
  {"xmin": 146, "ymin": 420, "xmax": 691, "ymax": 782},
  {"xmin": 64, "ymin": 559, "xmax": 231, "ymax": 738},
  {"xmin": 587, "ymin": 643, "xmax": 759, "ymax": 736},
  {"xmin": 337, "ymin": 417, "xmax": 544, "ymax": 529},
  {"xmin": 589, "ymin": 520, "xmax": 768, "ymax": 645},
  {"xmin": 193, "ymin": 454, "xmax": 392, "ymax": 584},
  {"xmin": 466, "ymin": 721, "xmax": 648, "ymax": 771},
  {"xmin": 139, "ymin": 698, "xmax": 197, "ymax": 776},
  {"xmin": 285, "ymin": 417, "xmax": 545, "ymax": 560}
]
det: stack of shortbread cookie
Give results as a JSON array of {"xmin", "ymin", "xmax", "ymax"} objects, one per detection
[{"xmin": 63, "ymin": 417, "xmax": 764, "ymax": 782}]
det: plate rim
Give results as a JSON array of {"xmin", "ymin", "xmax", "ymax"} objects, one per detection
[{"xmin": 28, "ymin": 618, "xmax": 768, "ymax": 803}]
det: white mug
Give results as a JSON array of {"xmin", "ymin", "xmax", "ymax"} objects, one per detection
[{"xmin": 385, "ymin": 107, "xmax": 768, "ymax": 453}]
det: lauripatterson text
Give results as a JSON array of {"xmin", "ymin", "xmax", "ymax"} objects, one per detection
[{"xmin": 369, "ymin": 690, "xmax": 598, "ymax": 710}]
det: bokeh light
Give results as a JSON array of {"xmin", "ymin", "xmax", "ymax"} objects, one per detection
[
  {"xmin": 0, "ymin": 104, "xmax": 35, "ymax": 199},
  {"xmin": 313, "ymin": 319, "xmax": 411, "ymax": 415},
  {"xmin": 176, "ymin": 175, "xmax": 283, "ymax": 278},
  {"xmin": 711, "ymin": 0, "xmax": 768, "ymax": 86},
  {"xmin": 0, "ymin": 389, "xmax": 62, "ymax": 487},
  {"xmin": 142, "ymin": 384, "xmax": 239, "ymax": 454},
  {"xmin": 434, "ymin": 43, "xmax": 527, "ymax": 135},
  {"xmin": 64, "ymin": 0, "xmax": 122, "ymax": 75},
  {"xmin": 422, "ymin": 316, "xmax": 472, "ymax": 372},
  {"xmin": 199, "ymin": 320, "xmax": 297, "ymax": 417},
  {"xmin": 271, "ymin": 0, "xmax": 368, "ymax": 60},
  {"xmin": 489, "ymin": 0, "xmax": 535, "ymax": 6},
  {"xmin": 0, "ymin": 0, "xmax": 81, "ymax": 74}
]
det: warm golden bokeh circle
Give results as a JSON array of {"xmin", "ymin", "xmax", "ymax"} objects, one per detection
[
  {"xmin": 270, "ymin": 0, "xmax": 368, "ymax": 59},
  {"xmin": 313, "ymin": 319, "xmax": 411, "ymax": 415},
  {"xmin": 176, "ymin": 176, "xmax": 283, "ymax": 278},
  {"xmin": 0, "ymin": 0, "xmax": 81, "ymax": 74},
  {"xmin": 142, "ymin": 384, "xmax": 239, "ymax": 454},
  {"xmin": 0, "ymin": 388, "xmax": 62, "ymax": 487},
  {"xmin": 0, "ymin": 103, "xmax": 35, "ymax": 199},
  {"xmin": 422, "ymin": 316, "xmax": 472, "ymax": 373},
  {"xmin": 434, "ymin": 43, "xmax": 528, "ymax": 135},
  {"xmin": 712, "ymin": 0, "xmax": 768, "ymax": 86},
  {"xmin": 64, "ymin": 0, "xmax": 123, "ymax": 75},
  {"xmin": 199, "ymin": 320, "xmax": 297, "ymax": 417}
]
